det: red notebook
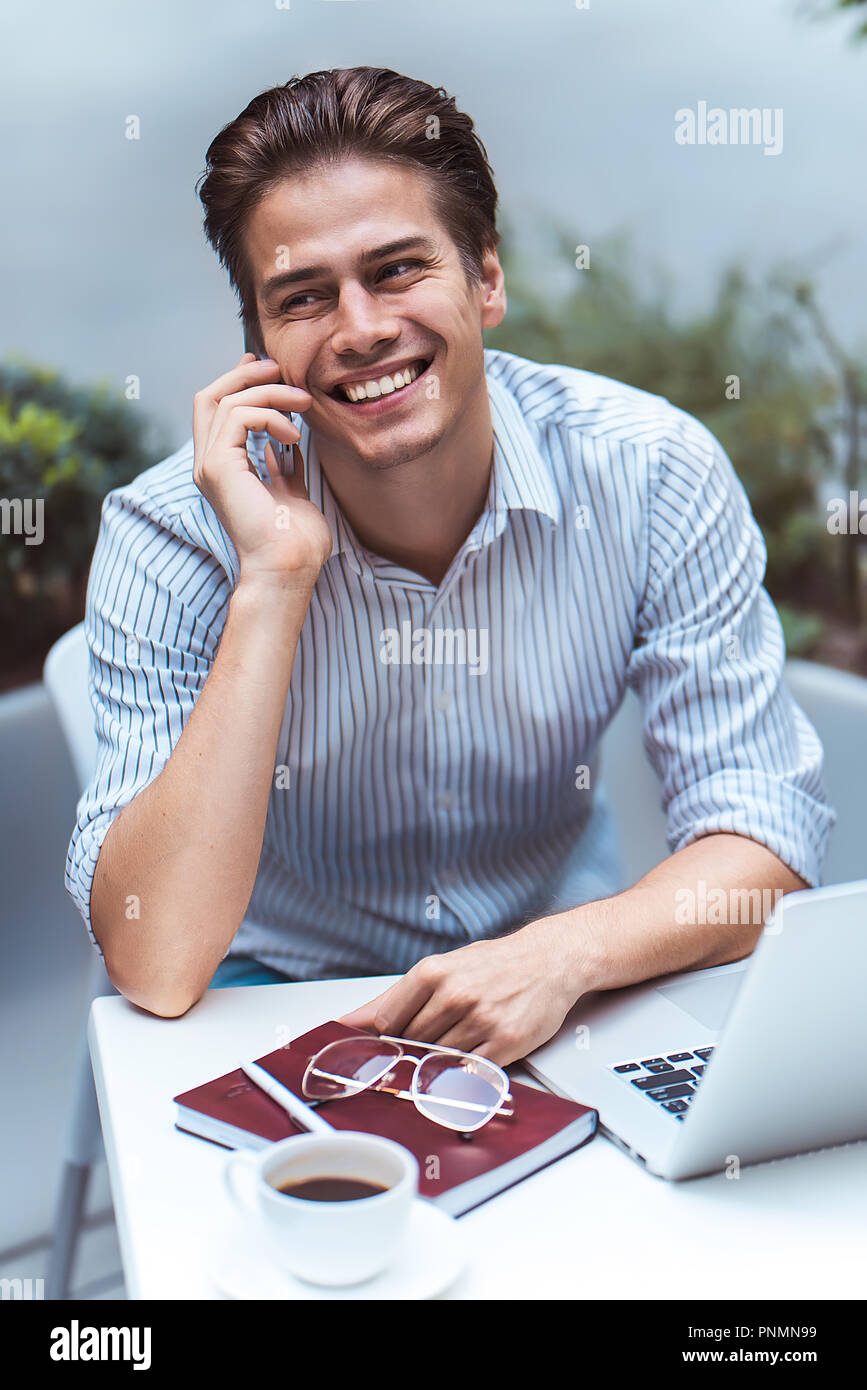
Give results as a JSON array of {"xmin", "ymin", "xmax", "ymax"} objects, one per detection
[{"xmin": 174, "ymin": 1021, "xmax": 597, "ymax": 1216}]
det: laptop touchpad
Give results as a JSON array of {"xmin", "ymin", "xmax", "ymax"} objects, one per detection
[{"xmin": 656, "ymin": 968, "xmax": 746, "ymax": 1030}]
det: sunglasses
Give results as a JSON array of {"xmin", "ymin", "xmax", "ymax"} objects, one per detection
[{"xmin": 301, "ymin": 1033, "xmax": 514, "ymax": 1134}]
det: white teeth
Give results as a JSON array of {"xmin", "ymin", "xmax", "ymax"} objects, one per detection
[{"xmin": 338, "ymin": 359, "xmax": 425, "ymax": 402}]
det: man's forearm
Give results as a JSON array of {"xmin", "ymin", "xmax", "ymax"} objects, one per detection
[
  {"xmin": 339, "ymin": 831, "xmax": 811, "ymax": 1068},
  {"xmin": 561, "ymin": 831, "xmax": 808, "ymax": 997},
  {"xmin": 90, "ymin": 575, "xmax": 314, "ymax": 1016}
]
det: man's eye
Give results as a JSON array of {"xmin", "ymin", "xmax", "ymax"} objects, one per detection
[
  {"xmin": 280, "ymin": 293, "xmax": 318, "ymax": 314},
  {"xmin": 379, "ymin": 260, "xmax": 423, "ymax": 281}
]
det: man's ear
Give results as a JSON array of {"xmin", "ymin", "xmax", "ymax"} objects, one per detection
[{"xmin": 479, "ymin": 248, "xmax": 507, "ymax": 331}]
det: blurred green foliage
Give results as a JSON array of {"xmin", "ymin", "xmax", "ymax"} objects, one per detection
[
  {"xmin": 797, "ymin": 0, "xmax": 867, "ymax": 41},
  {"xmin": 826, "ymin": 0, "xmax": 867, "ymax": 39},
  {"xmin": 486, "ymin": 228, "xmax": 852, "ymax": 654},
  {"xmin": 0, "ymin": 359, "xmax": 164, "ymax": 679}
]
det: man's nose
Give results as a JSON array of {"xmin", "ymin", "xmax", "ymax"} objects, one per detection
[{"xmin": 330, "ymin": 281, "xmax": 401, "ymax": 357}]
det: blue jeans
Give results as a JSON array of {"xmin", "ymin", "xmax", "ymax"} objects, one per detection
[{"xmin": 209, "ymin": 954, "xmax": 296, "ymax": 988}]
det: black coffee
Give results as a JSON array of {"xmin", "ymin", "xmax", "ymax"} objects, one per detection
[{"xmin": 276, "ymin": 1176, "xmax": 389, "ymax": 1202}]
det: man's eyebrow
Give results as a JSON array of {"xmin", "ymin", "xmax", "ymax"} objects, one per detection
[{"xmin": 259, "ymin": 236, "xmax": 437, "ymax": 299}]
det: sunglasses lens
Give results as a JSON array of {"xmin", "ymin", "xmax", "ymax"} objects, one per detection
[
  {"xmin": 414, "ymin": 1053, "xmax": 506, "ymax": 1131},
  {"xmin": 302, "ymin": 1037, "xmax": 401, "ymax": 1100}
]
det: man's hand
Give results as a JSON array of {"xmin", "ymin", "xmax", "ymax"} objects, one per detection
[
  {"xmin": 338, "ymin": 916, "xmax": 589, "ymax": 1067},
  {"xmin": 336, "ymin": 834, "xmax": 804, "ymax": 1068},
  {"xmin": 339, "ymin": 835, "xmax": 804, "ymax": 1067},
  {"xmin": 193, "ymin": 353, "xmax": 333, "ymax": 590}
]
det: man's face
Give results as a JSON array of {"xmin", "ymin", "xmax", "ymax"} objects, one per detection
[{"xmin": 245, "ymin": 158, "xmax": 505, "ymax": 471}]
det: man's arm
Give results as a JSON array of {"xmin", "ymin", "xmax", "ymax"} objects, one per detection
[
  {"xmin": 557, "ymin": 830, "xmax": 807, "ymax": 987},
  {"xmin": 91, "ymin": 573, "xmax": 313, "ymax": 1017},
  {"xmin": 560, "ymin": 830, "xmax": 808, "ymax": 990},
  {"xmin": 339, "ymin": 831, "xmax": 805, "ymax": 1066},
  {"xmin": 86, "ymin": 354, "xmax": 332, "ymax": 1016}
]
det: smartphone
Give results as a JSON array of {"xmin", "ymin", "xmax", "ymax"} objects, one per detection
[{"xmin": 242, "ymin": 329, "xmax": 299, "ymax": 481}]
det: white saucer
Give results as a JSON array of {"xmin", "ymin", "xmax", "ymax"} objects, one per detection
[{"xmin": 209, "ymin": 1198, "xmax": 466, "ymax": 1300}]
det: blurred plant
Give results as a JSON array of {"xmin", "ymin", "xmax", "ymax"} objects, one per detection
[
  {"xmin": 785, "ymin": 278, "xmax": 867, "ymax": 621},
  {"xmin": 486, "ymin": 225, "xmax": 863, "ymax": 655},
  {"xmin": 797, "ymin": 0, "xmax": 867, "ymax": 40},
  {"xmin": 0, "ymin": 358, "xmax": 165, "ymax": 684},
  {"xmin": 777, "ymin": 603, "xmax": 828, "ymax": 655}
]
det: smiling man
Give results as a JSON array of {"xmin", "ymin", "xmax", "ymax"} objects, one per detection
[{"xmin": 65, "ymin": 67, "xmax": 834, "ymax": 1064}]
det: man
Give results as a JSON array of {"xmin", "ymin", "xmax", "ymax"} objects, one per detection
[{"xmin": 65, "ymin": 67, "xmax": 834, "ymax": 1065}]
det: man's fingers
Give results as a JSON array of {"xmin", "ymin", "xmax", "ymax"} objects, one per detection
[
  {"xmin": 434, "ymin": 1028, "xmax": 515, "ymax": 1067},
  {"xmin": 336, "ymin": 989, "xmax": 393, "ymax": 1029},
  {"xmin": 201, "ymin": 408, "xmax": 300, "ymax": 472},
  {"xmin": 263, "ymin": 440, "xmax": 282, "ymax": 482},
  {"xmin": 204, "ymin": 357, "xmax": 308, "ymax": 409},
  {"xmin": 213, "ymin": 384, "xmax": 311, "ymax": 417},
  {"xmin": 371, "ymin": 973, "xmax": 444, "ymax": 1036},
  {"xmin": 340, "ymin": 968, "xmax": 439, "ymax": 1037},
  {"xmin": 431, "ymin": 1022, "xmax": 487, "ymax": 1054},
  {"xmin": 398, "ymin": 998, "xmax": 468, "ymax": 1044},
  {"xmin": 288, "ymin": 442, "xmax": 309, "ymax": 494},
  {"xmin": 205, "ymin": 398, "xmax": 301, "ymax": 458},
  {"xmin": 193, "ymin": 357, "xmax": 277, "ymax": 434},
  {"xmin": 193, "ymin": 358, "xmax": 311, "ymax": 444}
]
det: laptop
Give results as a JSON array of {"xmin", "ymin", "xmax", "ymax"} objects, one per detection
[{"xmin": 524, "ymin": 879, "xmax": 867, "ymax": 1179}]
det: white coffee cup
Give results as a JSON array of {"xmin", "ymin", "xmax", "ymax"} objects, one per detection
[{"xmin": 223, "ymin": 1131, "xmax": 419, "ymax": 1286}]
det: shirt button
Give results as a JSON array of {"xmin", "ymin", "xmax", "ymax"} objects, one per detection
[
  {"xmin": 437, "ymin": 790, "xmax": 456, "ymax": 812},
  {"xmin": 434, "ymin": 691, "xmax": 452, "ymax": 713}
]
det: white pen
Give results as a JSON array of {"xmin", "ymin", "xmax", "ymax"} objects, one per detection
[{"xmin": 240, "ymin": 1061, "xmax": 334, "ymax": 1136}]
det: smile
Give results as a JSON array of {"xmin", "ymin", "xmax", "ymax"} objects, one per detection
[{"xmin": 329, "ymin": 357, "xmax": 431, "ymax": 407}]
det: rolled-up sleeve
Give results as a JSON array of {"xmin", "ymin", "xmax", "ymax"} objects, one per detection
[
  {"xmin": 625, "ymin": 411, "xmax": 836, "ymax": 888},
  {"xmin": 64, "ymin": 483, "xmax": 231, "ymax": 949}
]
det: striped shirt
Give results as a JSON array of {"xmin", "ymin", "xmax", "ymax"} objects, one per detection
[{"xmin": 65, "ymin": 348, "xmax": 835, "ymax": 980}]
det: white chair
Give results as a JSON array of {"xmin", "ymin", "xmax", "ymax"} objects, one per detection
[
  {"xmin": 783, "ymin": 660, "xmax": 867, "ymax": 887},
  {"xmin": 601, "ymin": 661, "xmax": 867, "ymax": 888},
  {"xmin": 43, "ymin": 625, "xmax": 117, "ymax": 1301},
  {"xmin": 43, "ymin": 624, "xmax": 99, "ymax": 792}
]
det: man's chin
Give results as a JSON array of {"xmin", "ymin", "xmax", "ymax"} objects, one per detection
[
  {"xmin": 360, "ymin": 432, "xmax": 444, "ymax": 472},
  {"xmin": 321, "ymin": 418, "xmax": 446, "ymax": 472}
]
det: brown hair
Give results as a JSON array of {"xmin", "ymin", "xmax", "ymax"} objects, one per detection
[{"xmin": 196, "ymin": 67, "xmax": 500, "ymax": 352}]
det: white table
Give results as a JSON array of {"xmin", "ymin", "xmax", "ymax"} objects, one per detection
[{"xmin": 89, "ymin": 975, "xmax": 867, "ymax": 1300}]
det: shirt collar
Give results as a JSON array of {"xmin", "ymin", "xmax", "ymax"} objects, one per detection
[
  {"xmin": 479, "ymin": 367, "xmax": 563, "ymax": 539},
  {"xmin": 300, "ymin": 361, "xmax": 563, "ymax": 576}
]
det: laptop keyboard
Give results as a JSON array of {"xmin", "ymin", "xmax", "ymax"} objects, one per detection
[{"xmin": 610, "ymin": 1048, "xmax": 714, "ymax": 1121}]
